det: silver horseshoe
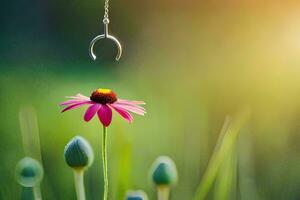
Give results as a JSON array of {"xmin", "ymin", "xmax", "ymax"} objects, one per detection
[{"xmin": 89, "ymin": 19, "xmax": 122, "ymax": 61}]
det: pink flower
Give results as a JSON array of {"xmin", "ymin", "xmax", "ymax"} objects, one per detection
[{"xmin": 60, "ymin": 89, "xmax": 146, "ymax": 127}]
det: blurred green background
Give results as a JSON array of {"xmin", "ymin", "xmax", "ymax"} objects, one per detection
[{"xmin": 2, "ymin": 0, "xmax": 300, "ymax": 199}]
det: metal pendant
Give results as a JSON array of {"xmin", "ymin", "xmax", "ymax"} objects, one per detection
[{"xmin": 89, "ymin": 19, "xmax": 122, "ymax": 61}]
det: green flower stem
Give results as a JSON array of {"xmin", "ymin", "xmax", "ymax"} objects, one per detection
[
  {"xmin": 74, "ymin": 169, "xmax": 86, "ymax": 200},
  {"xmin": 157, "ymin": 185, "xmax": 170, "ymax": 200},
  {"xmin": 33, "ymin": 184, "xmax": 42, "ymax": 200},
  {"xmin": 102, "ymin": 126, "xmax": 109, "ymax": 200}
]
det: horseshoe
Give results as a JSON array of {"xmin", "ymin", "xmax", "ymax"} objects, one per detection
[{"xmin": 89, "ymin": 19, "xmax": 122, "ymax": 61}]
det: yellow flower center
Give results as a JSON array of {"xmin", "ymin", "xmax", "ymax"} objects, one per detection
[
  {"xmin": 96, "ymin": 89, "xmax": 111, "ymax": 94},
  {"xmin": 90, "ymin": 88, "xmax": 117, "ymax": 104}
]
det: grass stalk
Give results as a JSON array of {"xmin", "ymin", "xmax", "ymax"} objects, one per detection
[
  {"xmin": 213, "ymin": 147, "xmax": 237, "ymax": 200},
  {"xmin": 193, "ymin": 109, "xmax": 250, "ymax": 200},
  {"xmin": 33, "ymin": 184, "xmax": 43, "ymax": 200},
  {"xmin": 73, "ymin": 169, "xmax": 86, "ymax": 200},
  {"xmin": 157, "ymin": 185, "xmax": 170, "ymax": 200}
]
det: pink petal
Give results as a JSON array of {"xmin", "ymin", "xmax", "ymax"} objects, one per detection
[
  {"xmin": 110, "ymin": 105, "xmax": 133, "ymax": 123},
  {"xmin": 114, "ymin": 100, "xmax": 146, "ymax": 113},
  {"xmin": 84, "ymin": 104, "xmax": 101, "ymax": 122},
  {"xmin": 114, "ymin": 101, "xmax": 146, "ymax": 110},
  {"xmin": 60, "ymin": 99, "xmax": 92, "ymax": 106},
  {"xmin": 97, "ymin": 105, "xmax": 113, "ymax": 127},
  {"xmin": 66, "ymin": 94, "xmax": 90, "ymax": 100},
  {"xmin": 61, "ymin": 101, "xmax": 92, "ymax": 112},
  {"xmin": 76, "ymin": 94, "xmax": 90, "ymax": 99},
  {"xmin": 111, "ymin": 103, "xmax": 145, "ymax": 115},
  {"xmin": 117, "ymin": 99, "xmax": 146, "ymax": 105}
]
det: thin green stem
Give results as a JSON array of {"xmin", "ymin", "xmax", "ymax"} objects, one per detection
[
  {"xmin": 102, "ymin": 126, "xmax": 109, "ymax": 200},
  {"xmin": 33, "ymin": 184, "xmax": 42, "ymax": 200},
  {"xmin": 157, "ymin": 186, "xmax": 170, "ymax": 200},
  {"xmin": 74, "ymin": 169, "xmax": 86, "ymax": 200}
]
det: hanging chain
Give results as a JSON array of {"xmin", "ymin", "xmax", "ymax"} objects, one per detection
[
  {"xmin": 103, "ymin": 0, "xmax": 110, "ymax": 24},
  {"xmin": 89, "ymin": 0, "xmax": 122, "ymax": 61}
]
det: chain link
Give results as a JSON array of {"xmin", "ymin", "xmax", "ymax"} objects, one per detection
[{"xmin": 104, "ymin": 0, "xmax": 109, "ymax": 20}]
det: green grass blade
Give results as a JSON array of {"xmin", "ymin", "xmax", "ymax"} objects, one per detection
[
  {"xmin": 19, "ymin": 106, "xmax": 42, "ymax": 161},
  {"xmin": 213, "ymin": 146, "xmax": 237, "ymax": 200},
  {"xmin": 193, "ymin": 109, "xmax": 250, "ymax": 200}
]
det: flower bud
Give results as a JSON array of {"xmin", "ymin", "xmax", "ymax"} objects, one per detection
[
  {"xmin": 151, "ymin": 156, "xmax": 178, "ymax": 186},
  {"xmin": 64, "ymin": 136, "xmax": 94, "ymax": 169},
  {"xmin": 15, "ymin": 157, "xmax": 44, "ymax": 187},
  {"xmin": 125, "ymin": 190, "xmax": 148, "ymax": 200}
]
